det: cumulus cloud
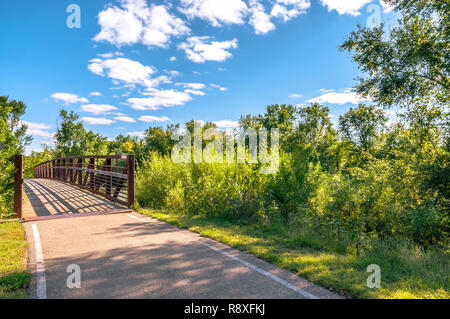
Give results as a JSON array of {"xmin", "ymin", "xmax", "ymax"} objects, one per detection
[
  {"xmin": 89, "ymin": 91, "xmax": 102, "ymax": 96},
  {"xmin": 179, "ymin": 0, "xmax": 248, "ymax": 27},
  {"xmin": 213, "ymin": 120, "xmax": 240, "ymax": 128},
  {"xmin": 126, "ymin": 131, "xmax": 146, "ymax": 137},
  {"xmin": 27, "ymin": 130, "xmax": 54, "ymax": 138},
  {"xmin": 22, "ymin": 121, "xmax": 51, "ymax": 130},
  {"xmin": 81, "ymin": 117, "xmax": 116, "ymax": 125},
  {"xmin": 50, "ymin": 93, "xmax": 88, "ymax": 105},
  {"xmin": 210, "ymin": 83, "xmax": 228, "ymax": 91},
  {"xmin": 170, "ymin": 56, "xmax": 177, "ymax": 61},
  {"xmin": 139, "ymin": 115, "xmax": 171, "ymax": 123},
  {"xmin": 114, "ymin": 116, "xmax": 136, "ymax": 122},
  {"xmin": 289, "ymin": 93, "xmax": 303, "ymax": 98},
  {"xmin": 176, "ymin": 82, "xmax": 206, "ymax": 90},
  {"xmin": 319, "ymin": 0, "xmax": 373, "ymax": 16},
  {"xmin": 94, "ymin": 0, "xmax": 190, "ymax": 48},
  {"xmin": 271, "ymin": 0, "xmax": 310, "ymax": 21},
  {"xmin": 127, "ymin": 89, "xmax": 192, "ymax": 110},
  {"xmin": 88, "ymin": 57, "xmax": 159, "ymax": 89},
  {"xmin": 184, "ymin": 89, "xmax": 206, "ymax": 96},
  {"xmin": 80, "ymin": 104, "xmax": 118, "ymax": 114},
  {"xmin": 308, "ymin": 89, "xmax": 370, "ymax": 105},
  {"xmin": 166, "ymin": 70, "xmax": 181, "ymax": 78},
  {"xmin": 178, "ymin": 36, "xmax": 238, "ymax": 63},
  {"xmin": 97, "ymin": 52, "xmax": 123, "ymax": 59},
  {"xmin": 141, "ymin": 5, "xmax": 191, "ymax": 48},
  {"xmin": 22, "ymin": 121, "xmax": 54, "ymax": 138},
  {"xmin": 249, "ymin": 0, "xmax": 275, "ymax": 35}
]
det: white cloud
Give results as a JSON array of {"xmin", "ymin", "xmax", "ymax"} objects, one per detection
[
  {"xmin": 89, "ymin": 91, "xmax": 103, "ymax": 96},
  {"xmin": 98, "ymin": 53, "xmax": 114, "ymax": 59},
  {"xmin": 210, "ymin": 83, "xmax": 228, "ymax": 91},
  {"xmin": 94, "ymin": 1, "xmax": 190, "ymax": 48},
  {"xmin": 249, "ymin": 0, "xmax": 275, "ymax": 35},
  {"xmin": 213, "ymin": 120, "xmax": 240, "ymax": 128},
  {"xmin": 166, "ymin": 70, "xmax": 181, "ymax": 77},
  {"xmin": 81, "ymin": 117, "xmax": 116, "ymax": 125},
  {"xmin": 177, "ymin": 82, "xmax": 206, "ymax": 90},
  {"xmin": 88, "ymin": 57, "xmax": 158, "ymax": 88},
  {"xmin": 179, "ymin": 36, "xmax": 238, "ymax": 63},
  {"xmin": 179, "ymin": 0, "xmax": 248, "ymax": 27},
  {"xmin": 308, "ymin": 90, "xmax": 370, "ymax": 105},
  {"xmin": 271, "ymin": 0, "xmax": 310, "ymax": 21},
  {"xmin": 289, "ymin": 93, "xmax": 303, "ymax": 98},
  {"xmin": 114, "ymin": 116, "xmax": 136, "ymax": 122},
  {"xmin": 126, "ymin": 131, "xmax": 146, "ymax": 137},
  {"xmin": 22, "ymin": 121, "xmax": 51, "ymax": 130},
  {"xmin": 170, "ymin": 56, "xmax": 177, "ymax": 61},
  {"xmin": 80, "ymin": 104, "xmax": 119, "ymax": 114},
  {"xmin": 139, "ymin": 115, "xmax": 171, "ymax": 123},
  {"xmin": 93, "ymin": 0, "xmax": 143, "ymax": 46},
  {"xmin": 319, "ymin": 88, "xmax": 334, "ymax": 93},
  {"xmin": 27, "ymin": 130, "xmax": 54, "ymax": 138},
  {"xmin": 141, "ymin": 5, "xmax": 191, "ymax": 48},
  {"xmin": 127, "ymin": 89, "xmax": 192, "ymax": 110},
  {"xmin": 22, "ymin": 121, "xmax": 54, "ymax": 138},
  {"xmin": 319, "ymin": 0, "xmax": 373, "ymax": 16},
  {"xmin": 185, "ymin": 89, "xmax": 206, "ymax": 96},
  {"xmin": 380, "ymin": 0, "xmax": 395, "ymax": 13},
  {"xmin": 271, "ymin": 5, "xmax": 298, "ymax": 21},
  {"xmin": 50, "ymin": 93, "xmax": 88, "ymax": 105}
]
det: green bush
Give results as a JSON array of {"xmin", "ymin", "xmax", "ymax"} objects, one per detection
[
  {"xmin": 136, "ymin": 149, "xmax": 448, "ymax": 250},
  {"xmin": 136, "ymin": 152, "xmax": 268, "ymax": 223}
]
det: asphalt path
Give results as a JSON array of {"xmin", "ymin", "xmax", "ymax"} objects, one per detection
[{"xmin": 23, "ymin": 212, "xmax": 342, "ymax": 299}]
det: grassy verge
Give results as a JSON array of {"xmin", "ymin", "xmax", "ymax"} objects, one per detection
[
  {"xmin": 0, "ymin": 222, "xmax": 31, "ymax": 298},
  {"xmin": 139, "ymin": 208, "xmax": 449, "ymax": 299}
]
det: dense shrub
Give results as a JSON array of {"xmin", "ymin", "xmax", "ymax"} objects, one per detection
[
  {"xmin": 136, "ymin": 117, "xmax": 449, "ymax": 251},
  {"xmin": 137, "ymin": 152, "xmax": 267, "ymax": 223}
]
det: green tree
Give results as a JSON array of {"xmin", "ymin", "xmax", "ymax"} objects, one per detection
[
  {"xmin": 0, "ymin": 96, "xmax": 31, "ymax": 218},
  {"xmin": 54, "ymin": 109, "xmax": 109, "ymax": 157},
  {"xmin": 54, "ymin": 110, "xmax": 86, "ymax": 157},
  {"xmin": 294, "ymin": 103, "xmax": 340, "ymax": 172},
  {"xmin": 23, "ymin": 145, "xmax": 53, "ymax": 178},
  {"xmin": 340, "ymin": 0, "xmax": 449, "ymax": 109},
  {"xmin": 339, "ymin": 104, "xmax": 387, "ymax": 152},
  {"xmin": 1, "ymin": 96, "xmax": 32, "ymax": 153},
  {"xmin": 144, "ymin": 124, "xmax": 180, "ymax": 156},
  {"xmin": 108, "ymin": 134, "xmax": 138, "ymax": 155}
]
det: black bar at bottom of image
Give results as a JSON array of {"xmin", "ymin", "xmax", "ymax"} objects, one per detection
[{"xmin": 1, "ymin": 299, "xmax": 447, "ymax": 318}]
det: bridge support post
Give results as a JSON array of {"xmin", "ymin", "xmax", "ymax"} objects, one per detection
[
  {"xmin": 127, "ymin": 155, "xmax": 135, "ymax": 208},
  {"xmin": 14, "ymin": 154, "xmax": 23, "ymax": 219}
]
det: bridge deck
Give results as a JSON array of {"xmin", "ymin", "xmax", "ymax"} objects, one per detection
[{"xmin": 23, "ymin": 179, "xmax": 131, "ymax": 220}]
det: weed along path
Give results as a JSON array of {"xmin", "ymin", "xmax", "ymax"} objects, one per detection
[{"xmin": 22, "ymin": 212, "xmax": 342, "ymax": 299}]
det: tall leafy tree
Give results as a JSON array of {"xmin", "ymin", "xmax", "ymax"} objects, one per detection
[
  {"xmin": 339, "ymin": 104, "xmax": 387, "ymax": 152},
  {"xmin": 0, "ymin": 96, "xmax": 31, "ymax": 217},
  {"xmin": 54, "ymin": 110, "xmax": 86, "ymax": 157},
  {"xmin": 144, "ymin": 124, "xmax": 180, "ymax": 156},
  {"xmin": 54, "ymin": 109, "xmax": 109, "ymax": 157},
  {"xmin": 340, "ymin": 0, "xmax": 449, "ymax": 109},
  {"xmin": 294, "ymin": 103, "xmax": 339, "ymax": 172},
  {"xmin": 23, "ymin": 145, "xmax": 53, "ymax": 178},
  {"xmin": 1, "ymin": 96, "xmax": 32, "ymax": 153}
]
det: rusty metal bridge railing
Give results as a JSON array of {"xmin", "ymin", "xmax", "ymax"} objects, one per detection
[{"xmin": 33, "ymin": 155, "xmax": 135, "ymax": 208}]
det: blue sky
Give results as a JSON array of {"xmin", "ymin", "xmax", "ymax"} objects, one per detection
[{"xmin": 0, "ymin": 0, "xmax": 397, "ymax": 153}]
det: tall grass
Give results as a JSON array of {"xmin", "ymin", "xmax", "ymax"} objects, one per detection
[{"xmin": 136, "ymin": 152, "xmax": 449, "ymax": 298}]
